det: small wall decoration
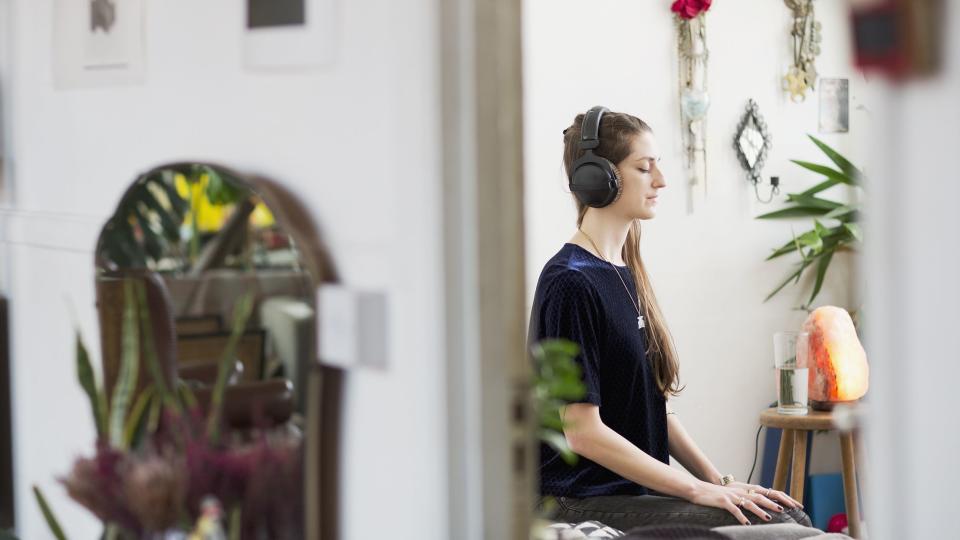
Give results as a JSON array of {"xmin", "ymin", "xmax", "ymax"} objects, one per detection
[
  {"xmin": 244, "ymin": 0, "xmax": 336, "ymax": 69},
  {"xmin": 818, "ymin": 78, "xmax": 849, "ymax": 133},
  {"xmin": 672, "ymin": 0, "xmax": 712, "ymax": 208},
  {"xmin": 783, "ymin": 0, "xmax": 822, "ymax": 103},
  {"xmin": 53, "ymin": 0, "xmax": 145, "ymax": 88},
  {"xmin": 734, "ymin": 100, "xmax": 777, "ymax": 202}
]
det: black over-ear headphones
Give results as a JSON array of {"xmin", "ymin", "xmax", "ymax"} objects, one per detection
[{"xmin": 568, "ymin": 106, "xmax": 622, "ymax": 208}]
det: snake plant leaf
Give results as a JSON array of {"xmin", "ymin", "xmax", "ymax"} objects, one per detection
[
  {"xmin": 228, "ymin": 506, "xmax": 242, "ymax": 540},
  {"xmin": 110, "ymin": 280, "xmax": 140, "ymax": 449},
  {"xmin": 33, "ymin": 486, "xmax": 68, "ymax": 540},
  {"xmin": 122, "ymin": 384, "xmax": 155, "ymax": 449},
  {"xmin": 76, "ymin": 334, "xmax": 107, "ymax": 439},
  {"xmin": 177, "ymin": 379, "xmax": 199, "ymax": 411},
  {"xmin": 206, "ymin": 292, "xmax": 255, "ymax": 443},
  {"xmin": 808, "ymin": 134, "xmax": 863, "ymax": 181},
  {"xmin": 808, "ymin": 249, "xmax": 836, "ymax": 306},
  {"xmin": 133, "ymin": 282, "xmax": 178, "ymax": 414},
  {"xmin": 789, "ymin": 160, "xmax": 851, "ymax": 185}
]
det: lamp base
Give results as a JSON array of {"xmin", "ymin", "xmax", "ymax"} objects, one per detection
[{"xmin": 810, "ymin": 399, "xmax": 859, "ymax": 411}]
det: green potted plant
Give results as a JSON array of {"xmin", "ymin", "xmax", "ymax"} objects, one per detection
[{"xmin": 757, "ymin": 135, "xmax": 864, "ymax": 312}]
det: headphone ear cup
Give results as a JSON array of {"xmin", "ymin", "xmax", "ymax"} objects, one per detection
[
  {"xmin": 608, "ymin": 163, "xmax": 623, "ymax": 206},
  {"xmin": 570, "ymin": 153, "xmax": 622, "ymax": 208}
]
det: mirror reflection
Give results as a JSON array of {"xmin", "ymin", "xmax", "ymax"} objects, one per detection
[
  {"xmin": 95, "ymin": 164, "xmax": 315, "ymax": 418},
  {"xmin": 738, "ymin": 119, "xmax": 764, "ymax": 169}
]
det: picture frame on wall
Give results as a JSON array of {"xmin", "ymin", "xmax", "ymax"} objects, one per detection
[
  {"xmin": 244, "ymin": 0, "xmax": 337, "ymax": 69},
  {"xmin": 53, "ymin": 0, "xmax": 145, "ymax": 88},
  {"xmin": 818, "ymin": 78, "xmax": 850, "ymax": 134}
]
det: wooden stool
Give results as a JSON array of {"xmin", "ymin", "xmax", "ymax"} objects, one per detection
[{"xmin": 759, "ymin": 407, "xmax": 863, "ymax": 538}]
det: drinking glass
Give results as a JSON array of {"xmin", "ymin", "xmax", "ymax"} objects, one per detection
[{"xmin": 774, "ymin": 331, "xmax": 809, "ymax": 415}]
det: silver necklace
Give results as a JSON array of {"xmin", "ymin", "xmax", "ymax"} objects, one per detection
[{"xmin": 580, "ymin": 229, "xmax": 646, "ymax": 330}]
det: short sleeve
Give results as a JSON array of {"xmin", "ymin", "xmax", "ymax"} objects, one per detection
[{"xmin": 535, "ymin": 269, "xmax": 603, "ymax": 406}]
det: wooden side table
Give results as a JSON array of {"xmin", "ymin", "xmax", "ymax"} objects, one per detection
[{"xmin": 759, "ymin": 407, "xmax": 863, "ymax": 538}]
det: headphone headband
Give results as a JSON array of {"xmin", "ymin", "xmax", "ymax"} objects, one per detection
[{"xmin": 580, "ymin": 106, "xmax": 609, "ymax": 151}]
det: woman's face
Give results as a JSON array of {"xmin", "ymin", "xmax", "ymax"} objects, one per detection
[{"xmin": 610, "ymin": 131, "xmax": 666, "ymax": 220}]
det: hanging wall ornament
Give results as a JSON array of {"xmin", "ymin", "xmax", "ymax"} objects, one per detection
[
  {"xmin": 672, "ymin": 0, "xmax": 712, "ymax": 210},
  {"xmin": 733, "ymin": 100, "xmax": 779, "ymax": 203},
  {"xmin": 783, "ymin": 0, "xmax": 822, "ymax": 103}
]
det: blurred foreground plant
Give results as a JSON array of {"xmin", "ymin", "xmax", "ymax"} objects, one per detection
[{"xmin": 532, "ymin": 339, "xmax": 587, "ymax": 466}]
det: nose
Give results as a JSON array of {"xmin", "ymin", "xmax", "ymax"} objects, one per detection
[{"xmin": 652, "ymin": 165, "xmax": 666, "ymax": 189}]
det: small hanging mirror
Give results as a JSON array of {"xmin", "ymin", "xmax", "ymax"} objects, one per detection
[{"xmin": 733, "ymin": 100, "xmax": 776, "ymax": 198}]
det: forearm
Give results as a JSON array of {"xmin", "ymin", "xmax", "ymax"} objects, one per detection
[
  {"xmin": 566, "ymin": 421, "xmax": 703, "ymax": 500},
  {"xmin": 666, "ymin": 412, "xmax": 722, "ymax": 484}
]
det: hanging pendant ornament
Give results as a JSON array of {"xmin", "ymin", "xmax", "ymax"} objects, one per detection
[
  {"xmin": 783, "ymin": 0, "xmax": 822, "ymax": 103},
  {"xmin": 673, "ymin": 0, "xmax": 712, "ymax": 212}
]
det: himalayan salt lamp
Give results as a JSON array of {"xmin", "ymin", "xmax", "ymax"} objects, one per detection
[{"xmin": 802, "ymin": 306, "xmax": 869, "ymax": 410}]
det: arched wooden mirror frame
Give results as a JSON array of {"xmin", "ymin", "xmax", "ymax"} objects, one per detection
[{"xmin": 93, "ymin": 162, "xmax": 343, "ymax": 540}]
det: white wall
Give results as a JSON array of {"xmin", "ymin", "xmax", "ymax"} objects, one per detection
[
  {"xmin": 524, "ymin": 0, "xmax": 873, "ymax": 482},
  {"xmin": 0, "ymin": 1, "xmax": 446, "ymax": 539}
]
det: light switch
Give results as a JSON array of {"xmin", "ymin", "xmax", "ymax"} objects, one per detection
[{"xmin": 317, "ymin": 285, "xmax": 388, "ymax": 370}]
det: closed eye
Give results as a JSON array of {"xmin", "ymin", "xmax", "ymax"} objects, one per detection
[{"xmin": 638, "ymin": 168, "xmax": 650, "ymax": 173}]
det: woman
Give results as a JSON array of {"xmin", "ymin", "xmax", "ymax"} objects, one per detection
[{"xmin": 530, "ymin": 107, "xmax": 811, "ymax": 531}]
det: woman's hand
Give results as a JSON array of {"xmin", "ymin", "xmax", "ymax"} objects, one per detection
[
  {"xmin": 689, "ymin": 481, "xmax": 776, "ymax": 526},
  {"xmin": 727, "ymin": 481, "xmax": 803, "ymax": 510}
]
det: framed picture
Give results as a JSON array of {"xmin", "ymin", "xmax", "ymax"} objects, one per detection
[
  {"xmin": 53, "ymin": 0, "xmax": 145, "ymax": 88},
  {"xmin": 244, "ymin": 0, "xmax": 336, "ymax": 69},
  {"xmin": 818, "ymin": 78, "xmax": 850, "ymax": 134}
]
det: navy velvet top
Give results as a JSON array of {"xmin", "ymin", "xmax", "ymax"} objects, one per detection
[{"xmin": 529, "ymin": 243, "xmax": 669, "ymax": 497}]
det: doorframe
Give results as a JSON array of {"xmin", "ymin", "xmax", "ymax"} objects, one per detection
[{"xmin": 440, "ymin": 0, "xmax": 532, "ymax": 538}]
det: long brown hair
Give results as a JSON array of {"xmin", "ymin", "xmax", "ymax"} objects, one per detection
[{"xmin": 563, "ymin": 111, "xmax": 683, "ymax": 397}]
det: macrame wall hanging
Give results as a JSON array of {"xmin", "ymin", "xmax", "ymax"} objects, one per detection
[
  {"xmin": 783, "ymin": 0, "xmax": 822, "ymax": 102},
  {"xmin": 672, "ymin": 0, "xmax": 712, "ymax": 211}
]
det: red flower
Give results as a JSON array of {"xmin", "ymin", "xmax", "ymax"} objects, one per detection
[{"xmin": 672, "ymin": 0, "xmax": 712, "ymax": 20}]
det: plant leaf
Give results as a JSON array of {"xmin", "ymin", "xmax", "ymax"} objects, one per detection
[
  {"xmin": 206, "ymin": 292, "xmax": 255, "ymax": 443},
  {"xmin": 790, "ymin": 160, "xmax": 852, "ymax": 185},
  {"xmin": 822, "ymin": 203, "xmax": 860, "ymax": 222},
  {"xmin": 799, "ymin": 177, "xmax": 843, "ymax": 197},
  {"xmin": 76, "ymin": 334, "xmax": 107, "ymax": 439},
  {"xmin": 785, "ymin": 194, "xmax": 843, "ymax": 210},
  {"xmin": 764, "ymin": 263, "xmax": 807, "ymax": 302},
  {"xmin": 539, "ymin": 429, "xmax": 578, "ymax": 465},
  {"xmin": 33, "ymin": 486, "xmax": 68, "ymax": 540},
  {"xmin": 110, "ymin": 280, "xmax": 140, "ymax": 449},
  {"xmin": 122, "ymin": 384, "xmax": 155, "ymax": 449},
  {"xmin": 808, "ymin": 249, "xmax": 835, "ymax": 306},
  {"xmin": 808, "ymin": 134, "xmax": 863, "ymax": 181},
  {"xmin": 133, "ymin": 282, "xmax": 181, "ymax": 415},
  {"xmin": 843, "ymin": 223, "xmax": 863, "ymax": 242},
  {"xmin": 755, "ymin": 205, "xmax": 832, "ymax": 220}
]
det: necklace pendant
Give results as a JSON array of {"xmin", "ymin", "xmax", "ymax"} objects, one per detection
[{"xmin": 638, "ymin": 315, "xmax": 645, "ymax": 330}]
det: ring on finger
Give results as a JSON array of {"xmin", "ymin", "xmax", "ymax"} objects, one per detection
[
  {"xmin": 747, "ymin": 488, "xmax": 757, "ymax": 495},
  {"xmin": 737, "ymin": 496, "xmax": 745, "ymax": 507}
]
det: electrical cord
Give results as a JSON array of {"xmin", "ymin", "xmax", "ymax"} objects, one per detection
[{"xmin": 746, "ymin": 423, "xmax": 764, "ymax": 485}]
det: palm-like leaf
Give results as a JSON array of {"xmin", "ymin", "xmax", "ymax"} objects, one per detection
[{"xmin": 759, "ymin": 136, "xmax": 864, "ymax": 308}]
